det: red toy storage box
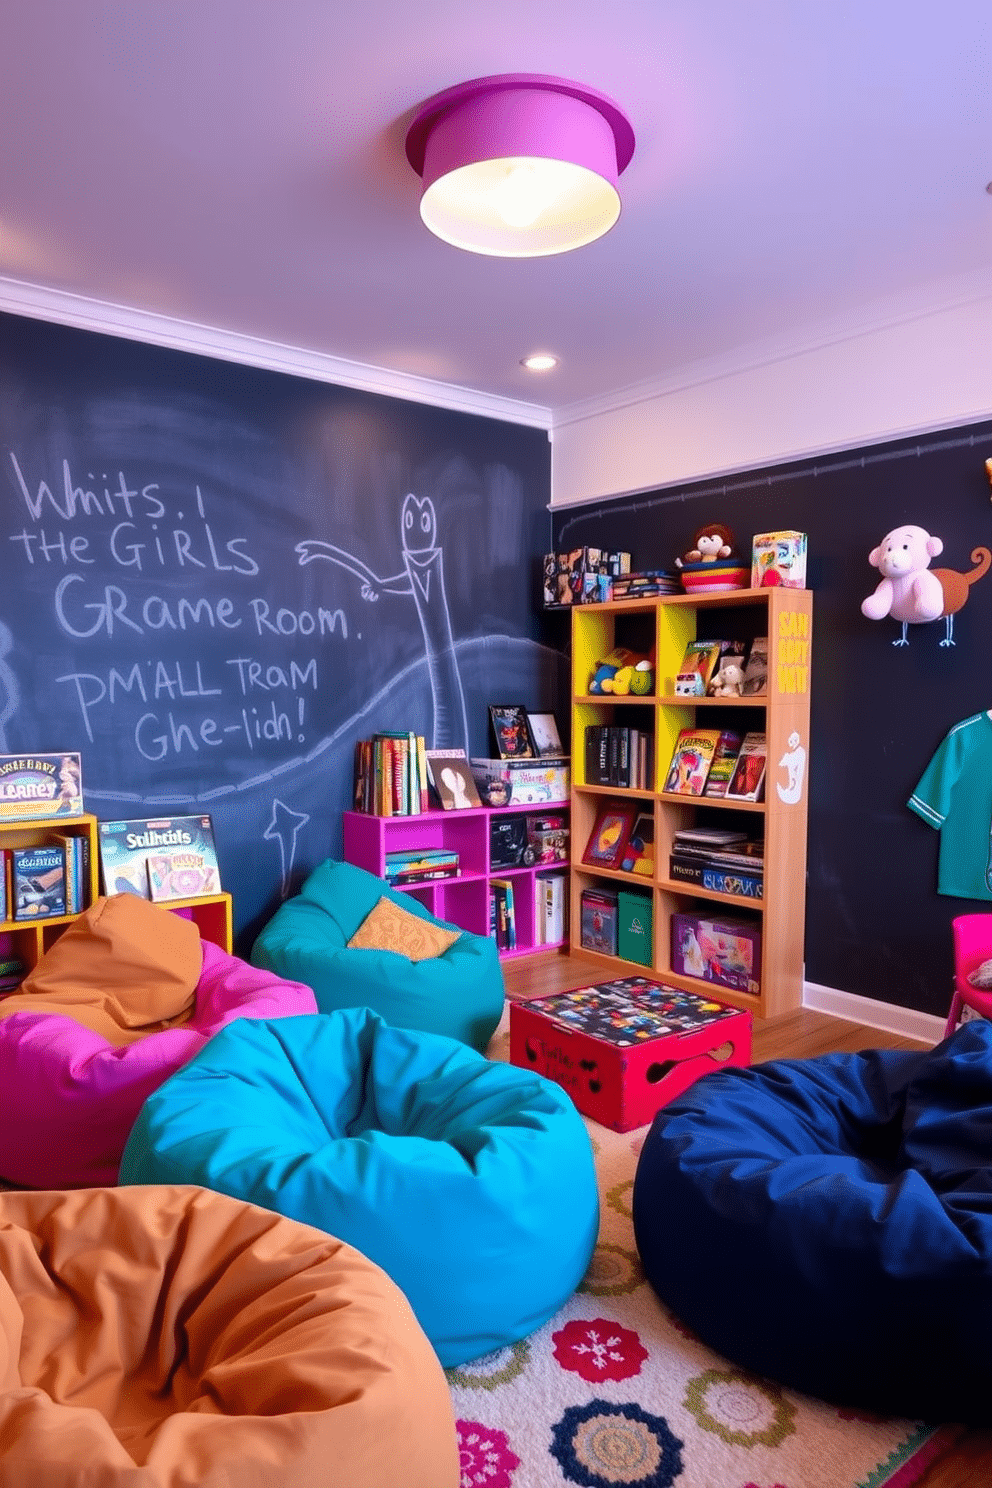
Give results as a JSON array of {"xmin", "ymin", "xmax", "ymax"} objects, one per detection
[{"xmin": 509, "ymin": 976, "xmax": 751, "ymax": 1132}]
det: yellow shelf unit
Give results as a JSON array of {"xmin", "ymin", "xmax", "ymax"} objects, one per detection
[
  {"xmin": 570, "ymin": 588, "xmax": 812, "ymax": 1018},
  {"xmin": 0, "ymin": 812, "xmax": 233, "ymax": 980}
]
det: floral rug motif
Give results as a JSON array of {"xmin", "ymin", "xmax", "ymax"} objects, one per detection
[{"xmin": 448, "ymin": 1025, "xmax": 953, "ymax": 1488}]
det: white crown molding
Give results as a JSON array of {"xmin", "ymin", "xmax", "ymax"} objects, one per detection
[
  {"xmin": 548, "ymin": 405, "xmax": 992, "ymax": 511},
  {"xmin": 4, "ymin": 268, "xmax": 990, "ymax": 446},
  {"xmin": 552, "ymin": 265, "xmax": 992, "ymax": 431},
  {"xmin": 803, "ymin": 981, "xmax": 945, "ymax": 1045},
  {"xmin": 0, "ymin": 276, "xmax": 554, "ymax": 432}
]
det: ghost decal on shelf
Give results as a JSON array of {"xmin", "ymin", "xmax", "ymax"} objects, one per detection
[{"xmin": 776, "ymin": 730, "xmax": 807, "ymax": 806}]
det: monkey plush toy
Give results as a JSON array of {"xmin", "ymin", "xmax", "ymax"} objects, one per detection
[{"xmin": 675, "ymin": 523, "xmax": 736, "ymax": 569}]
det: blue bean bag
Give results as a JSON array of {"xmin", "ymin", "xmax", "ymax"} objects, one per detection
[
  {"xmin": 119, "ymin": 1009, "xmax": 599, "ymax": 1368},
  {"xmin": 251, "ymin": 859, "xmax": 504, "ymax": 1052},
  {"xmin": 633, "ymin": 1021, "xmax": 992, "ymax": 1424}
]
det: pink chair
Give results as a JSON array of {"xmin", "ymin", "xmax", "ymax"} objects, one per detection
[{"xmin": 945, "ymin": 913, "xmax": 992, "ymax": 1036}]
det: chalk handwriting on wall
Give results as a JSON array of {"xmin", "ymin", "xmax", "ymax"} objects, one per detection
[
  {"xmin": 8, "ymin": 453, "xmax": 347, "ymax": 770},
  {"xmin": 0, "ymin": 315, "xmax": 553, "ymax": 948}
]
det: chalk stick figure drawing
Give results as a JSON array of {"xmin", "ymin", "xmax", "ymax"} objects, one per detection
[
  {"xmin": 297, "ymin": 493, "xmax": 470, "ymax": 754},
  {"xmin": 776, "ymin": 730, "xmax": 807, "ymax": 805},
  {"xmin": 0, "ymin": 620, "xmax": 18, "ymax": 753}
]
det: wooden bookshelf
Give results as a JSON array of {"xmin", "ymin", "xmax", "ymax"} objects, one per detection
[{"xmin": 570, "ymin": 587, "xmax": 812, "ymax": 1018}]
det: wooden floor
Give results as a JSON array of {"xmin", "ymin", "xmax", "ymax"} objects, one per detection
[{"xmin": 502, "ymin": 951, "xmax": 992, "ymax": 1488}]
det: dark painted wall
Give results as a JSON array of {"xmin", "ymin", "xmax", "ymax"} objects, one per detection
[
  {"xmin": 552, "ymin": 421, "xmax": 992, "ymax": 1018},
  {"xmin": 0, "ymin": 313, "xmax": 565, "ymax": 953}
]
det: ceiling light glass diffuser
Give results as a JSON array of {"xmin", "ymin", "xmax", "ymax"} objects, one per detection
[{"xmin": 405, "ymin": 74, "xmax": 635, "ymax": 257}]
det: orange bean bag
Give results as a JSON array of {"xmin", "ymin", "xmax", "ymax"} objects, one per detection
[{"xmin": 0, "ymin": 1184, "xmax": 459, "ymax": 1488}]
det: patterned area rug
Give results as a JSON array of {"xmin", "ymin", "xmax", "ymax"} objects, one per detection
[{"xmin": 448, "ymin": 1023, "xmax": 953, "ymax": 1488}]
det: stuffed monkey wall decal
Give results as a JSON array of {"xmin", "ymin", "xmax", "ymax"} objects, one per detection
[{"xmin": 861, "ymin": 524, "xmax": 992, "ymax": 646}]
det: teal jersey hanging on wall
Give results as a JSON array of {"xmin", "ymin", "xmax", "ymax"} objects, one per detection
[{"xmin": 909, "ymin": 711, "xmax": 992, "ymax": 898}]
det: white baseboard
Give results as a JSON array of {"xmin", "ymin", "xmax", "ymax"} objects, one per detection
[{"xmin": 802, "ymin": 981, "xmax": 946, "ymax": 1045}]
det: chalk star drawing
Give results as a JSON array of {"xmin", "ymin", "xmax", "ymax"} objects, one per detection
[
  {"xmin": 263, "ymin": 798, "xmax": 310, "ymax": 899},
  {"xmin": 297, "ymin": 492, "xmax": 469, "ymax": 754}
]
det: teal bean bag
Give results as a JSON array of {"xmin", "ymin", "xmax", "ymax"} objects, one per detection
[
  {"xmin": 119, "ymin": 1010, "xmax": 600, "ymax": 1367},
  {"xmin": 250, "ymin": 859, "xmax": 504, "ymax": 1052}
]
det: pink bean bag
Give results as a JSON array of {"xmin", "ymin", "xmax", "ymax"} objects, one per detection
[{"xmin": 0, "ymin": 894, "xmax": 318, "ymax": 1189}]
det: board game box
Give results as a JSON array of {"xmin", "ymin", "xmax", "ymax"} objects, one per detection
[
  {"xmin": 0, "ymin": 753, "xmax": 83, "ymax": 821},
  {"xmin": 12, "ymin": 844, "xmax": 67, "ymax": 919},
  {"xmin": 510, "ymin": 976, "xmax": 752, "ymax": 1131},
  {"xmin": 470, "ymin": 758, "xmax": 569, "ymax": 807},
  {"xmin": 580, "ymin": 886, "xmax": 619, "ymax": 956},
  {"xmin": 671, "ymin": 911, "xmax": 762, "ymax": 995},
  {"xmin": 751, "ymin": 530, "xmax": 808, "ymax": 589},
  {"xmin": 99, "ymin": 815, "xmax": 220, "ymax": 900}
]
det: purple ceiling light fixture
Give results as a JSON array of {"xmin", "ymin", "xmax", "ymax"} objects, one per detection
[{"xmin": 405, "ymin": 73, "xmax": 635, "ymax": 257}]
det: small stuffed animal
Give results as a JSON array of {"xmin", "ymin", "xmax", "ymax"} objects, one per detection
[
  {"xmin": 589, "ymin": 648, "xmax": 653, "ymax": 694},
  {"xmin": 707, "ymin": 661, "xmax": 745, "ymax": 697},
  {"xmin": 627, "ymin": 659, "xmax": 654, "ymax": 695},
  {"xmin": 675, "ymin": 523, "xmax": 735, "ymax": 569},
  {"xmin": 610, "ymin": 659, "xmax": 655, "ymax": 696}
]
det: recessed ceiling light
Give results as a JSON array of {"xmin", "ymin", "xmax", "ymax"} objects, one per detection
[
  {"xmin": 986, "ymin": 180, "xmax": 992, "ymax": 195},
  {"xmin": 521, "ymin": 353, "xmax": 559, "ymax": 372}
]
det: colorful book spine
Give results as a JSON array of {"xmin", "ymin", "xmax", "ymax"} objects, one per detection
[
  {"xmin": 668, "ymin": 857, "xmax": 764, "ymax": 899},
  {"xmin": 353, "ymin": 735, "xmax": 429, "ymax": 815}
]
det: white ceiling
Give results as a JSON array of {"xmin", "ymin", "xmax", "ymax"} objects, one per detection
[{"xmin": 1, "ymin": 2, "xmax": 990, "ymax": 426}]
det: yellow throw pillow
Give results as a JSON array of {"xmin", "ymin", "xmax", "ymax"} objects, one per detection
[{"xmin": 347, "ymin": 896, "xmax": 461, "ymax": 962}]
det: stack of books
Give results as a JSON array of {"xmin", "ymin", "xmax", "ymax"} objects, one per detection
[
  {"xmin": 584, "ymin": 725, "xmax": 654, "ymax": 789},
  {"xmin": 662, "ymin": 728, "xmax": 767, "ymax": 802},
  {"xmin": 490, "ymin": 879, "xmax": 517, "ymax": 950},
  {"xmin": 534, "ymin": 873, "xmax": 567, "ymax": 946},
  {"xmin": 0, "ymin": 830, "xmax": 91, "ymax": 922},
  {"xmin": 353, "ymin": 733, "xmax": 428, "ymax": 816},
  {"xmin": 669, "ymin": 827, "xmax": 764, "ymax": 900},
  {"xmin": 609, "ymin": 569, "xmax": 682, "ymax": 601},
  {"xmin": 49, "ymin": 831, "xmax": 89, "ymax": 912},
  {"xmin": 384, "ymin": 847, "xmax": 459, "ymax": 886}
]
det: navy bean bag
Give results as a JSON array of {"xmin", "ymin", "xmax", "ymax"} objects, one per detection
[
  {"xmin": 632, "ymin": 1021, "xmax": 992, "ymax": 1423},
  {"xmin": 119, "ymin": 1009, "xmax": 599, "ymax": 1368},
  {"xmin": 251, "ymin": 859, "xmax": 505, "ymax": 1052}
]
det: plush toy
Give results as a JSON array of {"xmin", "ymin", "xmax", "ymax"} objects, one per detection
[
  {"xmin": 707, "ymin": 661, "xmax": 745, "ymax": 697},
  {"xmin": 862, "ymin": 525, "xmax": 992, "ymax": 646},
  {"xmin": 675, "ymin": 524, "xmax": 736, "ymax": 569},
  {"xmin": 588, "ymin": 647, "xmax": 635, "ymax": 694},
  {"xmin": 610, "ymin": 659, "xmax": 655, "ymax": 696},
  {"xmin": 589, "ymin": 648, "xmax": 654, "ymax": 694}
]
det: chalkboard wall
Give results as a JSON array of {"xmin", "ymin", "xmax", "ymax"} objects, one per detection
[
  {"xmin": 553, "ymin": 421, "xmax": 992, "ymax": 1019},
  {"xmin": 0, "ymin": 312, "xmax": 563, "ymax": 952}
]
